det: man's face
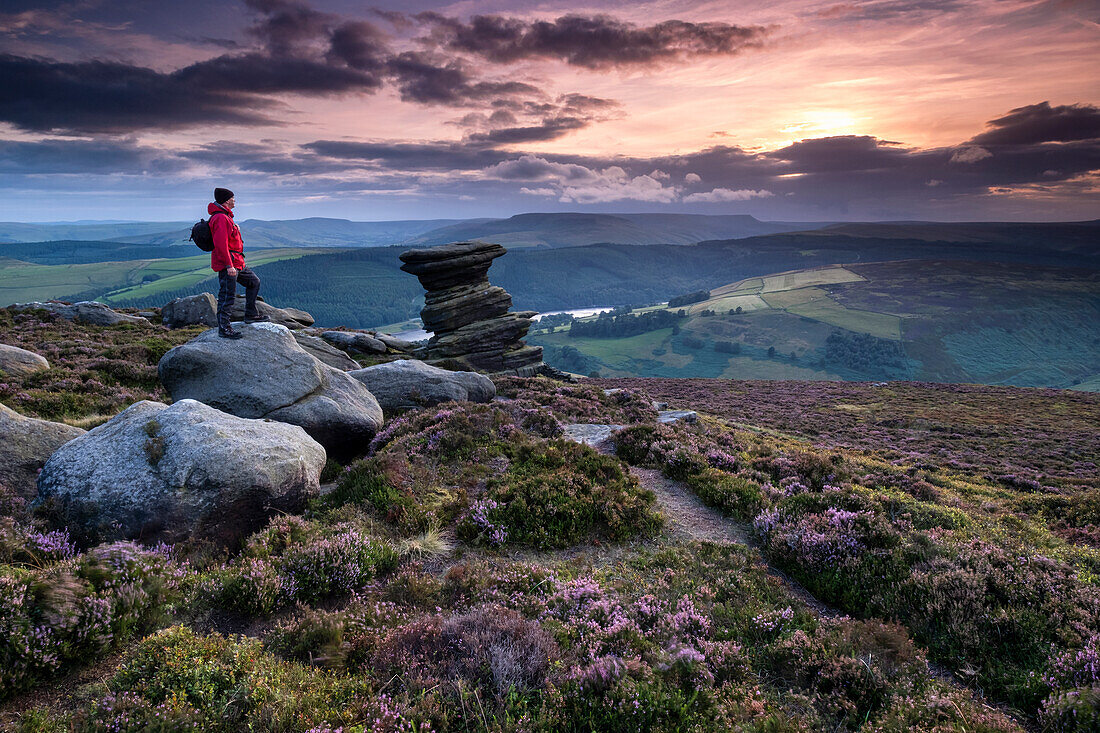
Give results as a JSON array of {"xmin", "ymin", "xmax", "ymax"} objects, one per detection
[{"xmin": 225, "ymin": 196, "xmax": 236, "ymax": 210}]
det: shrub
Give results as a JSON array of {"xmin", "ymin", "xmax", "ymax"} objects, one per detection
[{"xmin": 685, "ymin": 469, "xmax": 764, "ymax": 521}]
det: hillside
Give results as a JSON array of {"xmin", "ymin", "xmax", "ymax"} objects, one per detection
[
  {"xmin": 529, "ymin": 260, "xmax": 1100, "ymax": 389},
  {"xmin": 2, "ymin": 310, "xmax": 1099, "ymax": 730}
]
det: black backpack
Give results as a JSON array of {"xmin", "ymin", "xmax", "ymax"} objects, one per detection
[{"xmin": 189, "ymin": 209, "xmax": 227, "ymax": 252}]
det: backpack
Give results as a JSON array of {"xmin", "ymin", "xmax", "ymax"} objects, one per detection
[{"xmin": 189, "ymin": 209, "xmax": 227, "ymax": 252}]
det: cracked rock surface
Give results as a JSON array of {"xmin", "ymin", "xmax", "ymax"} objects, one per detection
[
  {"xmin": 34, "ymin": 399, "xmax": 324, "ymax": 547},
  {"xmin": 157, "ymin": 322, "xmax": 383, "ymax": 461}
]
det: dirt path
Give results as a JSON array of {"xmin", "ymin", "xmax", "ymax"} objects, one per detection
[{"xmin": 626, "ymin": 464, "xmax": 842, "ymax": 619}]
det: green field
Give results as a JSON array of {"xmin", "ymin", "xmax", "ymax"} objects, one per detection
[
  {"xmin": 0, "ymin": 249, "xmax": 333, "ymax": 306},
  {"xmin": 530, "ymin": 261, "xmax": 1100, "ymax": 388}
]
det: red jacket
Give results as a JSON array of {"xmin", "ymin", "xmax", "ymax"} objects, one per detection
[{"xmin": 208, "ymin": 202, "xmax": 245, "ymax": 271}]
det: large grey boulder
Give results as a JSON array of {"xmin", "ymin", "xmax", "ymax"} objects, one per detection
[
  {"xmin": 292, "ymin": 332, "xmax": 359, "ymax": 370},
  {"xmin": 0, "ymin": 403, "xmax": 84, "ymax": 502},
  {"xmin": 348, "ymin": 359, "xmax": 495, "ymax": 413},
  {"xmin": 162, "ymin": 293, "xmax": 218, "ymax": 328},
  {"xmin": 10, "ymin": 301, "xmax": 150, "ymax": 327},
  {"xmin": 34, "ymin": 399, "xmax": 324, "ymax": 547},
  {"xmin": 0, "ymin": 343, "xmax": 50, "ymax": 377},
  {"xmin": 158, "ymin": 322, "xmax": 383, "ymax": 461},
  {"xmin": 320, "ymin": 330, "xmax": 387, "ymax": 355}
]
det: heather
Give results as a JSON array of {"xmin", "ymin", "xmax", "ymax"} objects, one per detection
[
  {"xmin": 603, "ymin": 396, "xmax": 1100, "ymax": 718},
  {"xmin": 0, "ymin": 307, "xmax": 201, "ymax": 423},
  {"xmin": 593, "ymin": 377, "xmax": 1100, "ymax": 490},
  {"xmin": 4, "ymin": 318, "xmax": 1094, "ymax": 729}
]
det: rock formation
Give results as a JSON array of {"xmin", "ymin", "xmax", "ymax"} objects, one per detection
[
  {"xmin": 349, "ymin": 359, "xmax": 495, "ymax": 414},
  {"xmin": 291, "ymin": 331, "xmax": 359, "ymax": 370},
  {"xmin": 34, "ymin": 399, "xmax": 324, "ymax": 547},
  {"xmin": 161, "ymin": 293, "xmax": 314, "ymax": 330},
  {"xmin": 10, "ymin": 301, "xmax": 150, "ymax": 327},
  {"xmin": 0, "ymin": 343, "xmax": 50, "ymax": 377},
  {"xmin": 0, "ymin": 403, "xmax": 84, "ymax": 502},
  {"xmin": 399, "ymin": 242, "xmax": 542, "ymax": 373},
  {"xmin": 157, "ymin": 322, "xmax": 383, "ymax": 461}
]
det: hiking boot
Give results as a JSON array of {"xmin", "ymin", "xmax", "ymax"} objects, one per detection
[
  {"xmin": 218, "ymin": 327, "xmax": 244, "ymax": 339},
  {"xmin": 244, "ymin": 313, "xmax": 270, "ymax": 323}
]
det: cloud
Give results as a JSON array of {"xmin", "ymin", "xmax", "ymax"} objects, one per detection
[
  {"xmin": 0, "ymin": 138, "xmax": 186, "ymax": 174},
  {"xmin": 949, "ymin": 146, "xmax": 992, "ymax": 164},
  {"xmin": 467, "ymin": 116, "xmax": 589, "ymax": 144},
  {"xmin": 969, "ymin": 101, "xmax": 1100, "ymax": 146},
  {"xmin": 384, "ymin": 51, "xmax": 539, "ymax": 105},
  {"xmin": 419, "ymin": 13, "xmax": 770, "ymax": 69},
  {"xmin": 816, "ymin": 1, "xmax": 964, "ymax": 21},
  {"xmin": 683, "ymin": 187, "xmax": 774, "ymax": 202},
  {"xmin": 684, "ymin": 172, "xmax": 702, "ymax": 183}
]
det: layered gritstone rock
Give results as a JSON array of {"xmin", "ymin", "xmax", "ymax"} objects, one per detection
[{"xmin": 399, "ymin": 241, "xmax": 543, "ymax": 373}]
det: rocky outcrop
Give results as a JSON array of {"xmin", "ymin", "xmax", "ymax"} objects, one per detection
[
  {"xmin": 399, "ymin": 242, "xmax": 542, "ymax": 373},
  {"xmin": 161, "ymin": 293, "xmax": 314, "ymax": 330},
  {"xmin": 0, "ymin": 343, "xmax": 50, "ymax": 377},
  {"xmin": 34, "ymin": 399, "xmax": 324, "ymax": 547},
  {"xmin": 157, "ymin": 322, "xmax": 382, "ymax": 461},
  {"xmin": 292, "ymin": 332, "xmax": 359, "ymax": 370},
  {"xmin": 228, "ymin": 297, "xmax": 314, "ymax": 329},
  {"xmin": 320, "ymin": 330, "xmax": 387, "ymax": 355},
  {"xmin": 0, "ymin": 403, "xmax": 84, "ymax": 502},
  {"xmin": 10, "ymin": 301, "xmax": 150, "ymax": 327},
  {"xmin": 349, "ymin": 359, "xmax": 495, "ymax": 413},
  {"xmin": 161, "ymin": 293, "xmax": 218, "ymax": 328}
]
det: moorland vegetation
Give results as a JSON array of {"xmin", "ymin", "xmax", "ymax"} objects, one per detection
[{"xmin": 1, "ymin": 308, "xmax": 1099, "ymax": 730}]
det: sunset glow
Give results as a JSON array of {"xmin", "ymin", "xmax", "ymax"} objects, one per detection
[{"xmin": 0, "ymin": 0, "xmax": 1097, "ymax": 221}]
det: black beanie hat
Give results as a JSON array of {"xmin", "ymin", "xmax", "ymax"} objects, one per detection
[{"xmin": 214, "ymin": 187, "xmax": 234, "ymax": 204}]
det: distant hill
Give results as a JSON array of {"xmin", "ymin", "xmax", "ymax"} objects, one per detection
[
  {"xmin": 0, "ymin": 240, "xmax": 198, "ymax": 265},
  {"xmin": 528, "ymin": 260, "xmax": 1100, "ymax": 390},
  {"xmin": 807, "ymin": 220, "xmax": 1100, "ymax": 248},
  {"xmin": 402, "ymin": 212, "xmax": 818, "ymax": 248},
  {"xmin": 0, "ymin": 221, "xmax": 192, "ymax": 244}
]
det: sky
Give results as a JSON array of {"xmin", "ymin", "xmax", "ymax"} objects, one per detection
[{"xmin": 1, "ymin": 0, "xmax": 1098, "ymax": 222}]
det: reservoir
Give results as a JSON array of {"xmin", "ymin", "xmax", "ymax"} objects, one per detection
[{"xmin": 391, "ymin": 305, "xmax": 617, "ymax": 342}]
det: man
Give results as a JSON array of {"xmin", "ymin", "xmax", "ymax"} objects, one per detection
[{"xmin": 209, "ymin": 187, "xmax": 267, "ymax": 338}]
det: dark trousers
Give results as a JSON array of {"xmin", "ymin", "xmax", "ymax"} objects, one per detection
[{"xmin": 217, "ymin": 265, "xmax": 260, "ymax": 330}]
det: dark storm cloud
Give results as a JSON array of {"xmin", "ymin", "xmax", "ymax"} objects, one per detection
[
  {"xmin": 327, "ymin": 20, "xmax": 389, "ymax": 71},
  {"xmin": 418, "ymin": 13, "xmax": 770, "ymax": 69},
  {"xmin": 303, "ymin": 140, "xmax": 513, "ymax": 171},
  {"xmin": 969, "ymin": 101, "xmax": 1100, "ymax": 146},
  {"xmin": 0, "ymin": 138, "xmax": 186, "ymax": 174},
  {"xmin": 766, "ymin": 135, "xmax": 909, "ymax": 172},
  {"xmin": 385, "ymin": 51, "xmax": 540, "ymax": 105},
  {"xmin": 243, "ymin": 0, "xmax": 334, "ymax": 56},
  {"xmin": 466, "ymin": 116, "xmax": 589, "ymax": 144},
  {"xmin": 0, "ymin": 54, "xmax": 277, "ymax": 133}
]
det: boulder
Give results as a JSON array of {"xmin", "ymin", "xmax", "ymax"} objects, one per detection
[
  {"xmin": 162, "ymin": 293, "xmax": 218, "ymax": 328},
  {"xmin": 373, "ymin": 333, "xmax": 417, "ymax": 353},
  {"xmin": 158, "ymin": 322, "xmax": 383, "ymax": 461},
  {"xmin": 228, "ymin": 297, "xmax": 314, "ymax": 329},
  {"xmin": 34, "ymin": 399, "xmax": 324, "ymax": 547},
  {"xmin": 320, "ymin": 330, "xmax": 388, "ymax": 355},
  {"xmin": 292, "ymin": 332, "xmax": 359, "ymax": 370},
  {"xmin": 10, "ymin": 301, "xmax": 150, "ymax": 327},
  {"xmin": 0, "ymin": 403, "xmax": 84, "ymax": 502},
  {"xmin": 0, "ymin": 343, "xmax": 50, "ymax": 377},
  {"xmin": 349, "ymin": 359, "xmax": 495, "ymax": 413}
]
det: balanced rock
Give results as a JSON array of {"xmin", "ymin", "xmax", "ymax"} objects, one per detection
[
  {"xmin": 292, "ymin": 332, "xmax": 359, "ymax": 370},
  {"xmin": 349, "ymin": 359, "xmax": 495, "ymax": 413},
  {"xmin": 399, "ymin": 242, "xmax": 542, "ymax": 373},
  {"xmin": 10, "ymin": 301, "xmax": 150, "ymax": 327},
  {"xmin": 0, "ymin": 343, "xmax": 50, "ymax": 377},
  {"xmin": 320, "ymin": 330, "xmax": 388, "ymax": 355},
  {"xmin": 34, "ymin": 399, "xmax": 324, "ymax": 547},
  {"xmin": 0, "ymin": 403, "xmax": 84, "ymax": 502},
  {"xmin": 161, "ymin": 293, "xmax": 218, "ymax": 328},
  {"xmin": 158, "ymin": 322, "xmax": 382, "ymax": 461}
]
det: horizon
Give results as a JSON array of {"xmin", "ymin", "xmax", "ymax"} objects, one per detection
[{"xmin": 2, "ymin": 0, "xmax": 1097, "ymax": 221}]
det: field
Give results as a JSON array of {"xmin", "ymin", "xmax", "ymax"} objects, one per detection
[
  {"xmin": 3, "ymin": 311, "xmax": 1100, "ymax": 730},
  {"xmin": 530, "ymin": 260, "xmax": 1100, "ymax": 389},
  {"xmin": 0, "ymin": 249, "xmax": 332, "ymax": 306}
]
